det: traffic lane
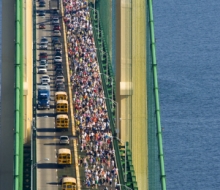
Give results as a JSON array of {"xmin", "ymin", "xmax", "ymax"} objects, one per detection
[
  {"xmin": 36, "ymin": 0, "xmax": 76, "ymax": 187},
  {"xmin": 36, "ymin": 2, "xmax": 59, "ymax": 190},
  {"xmin": 36, "ymin": 97, "xmax": 58, "ymax": 189}
]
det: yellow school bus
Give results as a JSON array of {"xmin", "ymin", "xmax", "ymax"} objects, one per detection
[
  {"xmin": 61, "ymin": 177, "xmax": 76, "ymax": 190},
  {"xmin": 55, "ymin": 91, "xmax": 68, "ymax": 102},
  {"xmin": 56, "ymin": 100, "xmax": 68, "ymax": 114},
  {"xmin": 56, "ymin": 114, "xmax": 69, "ymax": 130},
  {"xmin": 57, "ymin": 148, "xmax": 71, "ymax": 165}
]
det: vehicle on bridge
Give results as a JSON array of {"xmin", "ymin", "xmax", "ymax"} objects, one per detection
[
  {"xmin": 57, "ymin": 148, "xmax": 71, "ymax": 165},
  {"xmin": 39, "ymin": 23, "xmax": 45, "ymax": 29},
  {"xmin": 38, "ymin": 65, "xmax": 47, "ymax": 74},
  {"xmin": 39, "ymin": 59, "xmax": 48, "ymax": 67},
  {"xmin": 39, "ymin": 52, "xmax": 48, "ymax": 60},
  {"xmin": 55, "ymin": 91, "xmax": 68, "ymax": 102},
  {"xmin": 56, "ymin": 82, "xmax": 65, "ymax": 92},
  {"xmin": 56, "ymin": 115, "xmax": 69, "ymax": 131},
  {"xmin": 38, "ymin": 10, "xmax": 46, "ymax": 17},
  {"xmin": 40, "ymin": 75, "xmax": 50, "ymax": 84},
  {"xmin": 61, "ymin": 177, "xmax": 76, "ymax": 190},
  {"xmin": 53, "ymin": 30, "xmax": 61, "ymax": 37},
  {"xmin": 38, "ymin": 0, "xmax": 46, "ymax": 7},
  {"xmin": 56, "ymin": 100, "xmax": 68, "ymax": 114},
  {"xmin": 49, "ymin": 0, "xmax": 59, "ymax": 14},
  {"xmin": 55, "ymin": 69, "xmax": 64, "ymax": 76},
  {"xmin": 37, "ymin": 85, "xmax": 50, "ymax": 109},
  {"xmin": 53, "ymin": 24, "xmax": 61, "ymax": 31}
]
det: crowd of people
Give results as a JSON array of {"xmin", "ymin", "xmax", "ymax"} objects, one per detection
[{"xmin": 63, "ymin": 0, "xmax": 119, "ymax": 189}]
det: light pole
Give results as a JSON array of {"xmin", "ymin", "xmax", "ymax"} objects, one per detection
[
  {"xmin": 99, "ymin": 72, "xmax": 113, "ymax": 98},
  {"xmin": 99, "ymin": 49, "xmax": 108, "ymax": 75},
  {"xmin": 116, "ymin": 184, "xmax": 132, "ymax": 190}
]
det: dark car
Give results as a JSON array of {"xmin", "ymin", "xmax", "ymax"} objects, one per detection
[
  {"xmin": 38, "ymin": 10, "xmax": 46, "ymax": 17},
  {"xmin": 55, "ymin": 63, "xmax": 63, "ymax": 70},
  {"xmin": 55, "ymin": 68, "xmax": 64, "ymax": 76},
  {"xmin": 39, "ymin": 1, "xmax": 46, "ymax": 7},
  {"xmin": 55, "ymin": 80, "xmax": 64, "ymax": 88},
  {"xmin": 53, "ymin": 24, "xmax": 61, "ymax": 31},
  {"xmin": 39, "ymin": 23, "xmax": 45, "ymax": 29},
  {"xmin": 40, "ymin": 37, "xmax": 48, "ymax": 44},
  {"xmin": 51, "ymin": 10, "xmax": 59, "ymax": 19},
  {"xmin": 56, "ymin": 83, "xmax": 65, "ymax": 91},
  {"xmin": 39, "ymin": 52, "xmax": 48, "ymax": 60},
  {"xmin": 55, "ymin": 47, "xmax": 62, "ymax": 54},
  {"xmin": 55, "ymin": 52, "xmax": 62, "ymax": 57},
  {"xmin": 52, "ymin": 37, "xmax": 61, "ymax": 45}
]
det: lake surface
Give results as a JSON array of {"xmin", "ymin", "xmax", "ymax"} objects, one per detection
[{"xmin": 154, "ymin": 1, "xmax": 220, "ymax": 189}]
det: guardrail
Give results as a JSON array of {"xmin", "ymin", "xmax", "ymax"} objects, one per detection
[
  {"xmin": 32, "ymin": 0, "xmax": 37, "ymax": 190},
  {"xmin": 148, "ymin": 0, "xmax": 167, "ymax": 189}
]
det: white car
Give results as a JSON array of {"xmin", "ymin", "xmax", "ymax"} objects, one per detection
[
  {"xmin": 38, "ymin": 65, "xmax": 47, "ymax": 74},
  {"xmin": 54, "ymin": 56, "xmax": 62, "ymax": 63},
  {"xmin": 39, "ymin": 37, "xmax": 48, "ymax": 50},
  {"xmin": 59, "ymin": 136, "xmax": 69, "ymax": 145},
  {"xmin": 55, "ymin": 75, "xmax": 65, "ymax": 83},
  {"xmin": 53, "ymin": 30, "xmax": 61, "ymax": 37},
  {"xmin": 41, "ymin": 82, "xmax": 48, "ymax": 86},
  {"xmin": 52, "ymin": 18, "xmax": 59, "ymax": 24},
  {"xmin": 40, "ymin": 75, "xmax": 50, "ymax": 84}
]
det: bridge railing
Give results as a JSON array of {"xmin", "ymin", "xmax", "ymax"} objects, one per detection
[
  {"xmin": 14, "ymin": 0, "xmax": 24, "ymax": 189},
  {"xmin": 89, "ymin": 4, "xmax": 138, "ymax": 190},
  {"xmin": 147, "ymin": 0, "xmax": 167, "ymax": 190},
  {"xmin": 32, "ymin": 0, "xmax": 37, "ymax": 190}
]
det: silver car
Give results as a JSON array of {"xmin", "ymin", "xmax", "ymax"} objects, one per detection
[
  {"xmin": 59, "ymin": 136, "xmax": 69, "ymax": 145},
  {"xmin": 53, "ymin": 30, "xmax": 61, "ymax": 37},
  {"xmin": 55, "ymin": 75, "xmax": 65, "ymax": 83},
  {"xmin": 38, "ymin": 65, "xmax": 47, "ymax": 74},
  {"xmin": 39, "ymin": 37, "xmax": 48, "ymax": 50},
  {"xmin": 54, "ymin": 56, "xmax": 62, "ymax": 63},
  {"xmin": 40, "ymin": 75, "xmax": 50, "ymax": 84},
  {"xmin": 52, "ymin": 18, "xmax": 59, "ymax": 24},
  {"xmin": 40, "ymin": 59, "xmax": 48, "ymax": 67}
]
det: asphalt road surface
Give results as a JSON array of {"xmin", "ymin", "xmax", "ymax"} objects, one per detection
[{"xmin": 35, "ymin": 1, "xmax": 76, "ymax": 190}]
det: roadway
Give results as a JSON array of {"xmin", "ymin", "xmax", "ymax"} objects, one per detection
[{"xmin": 35, "ymin": 1, "xmax": 76, "ymax": 189}]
